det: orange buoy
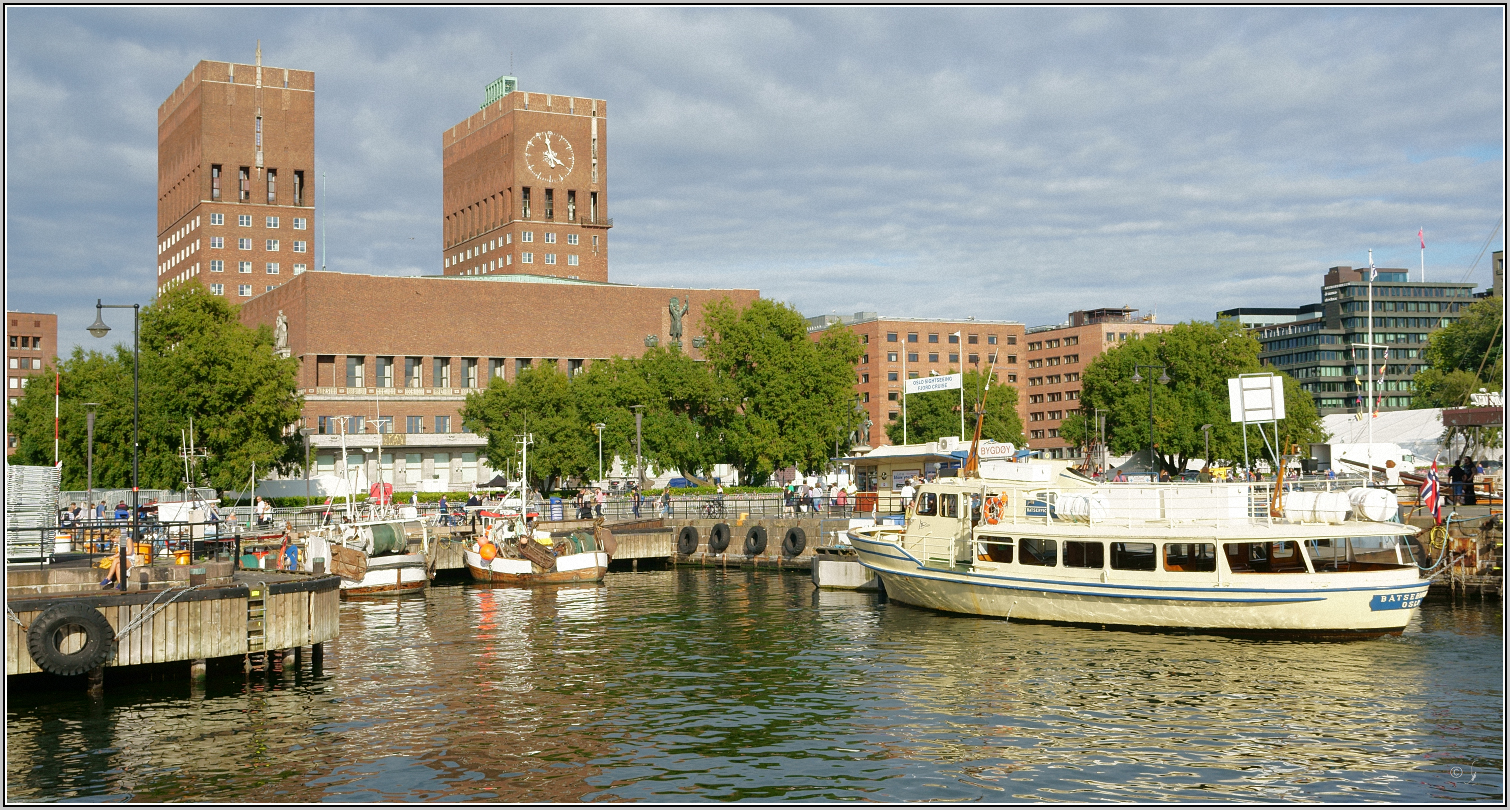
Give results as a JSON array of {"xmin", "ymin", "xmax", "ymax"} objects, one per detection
[{"xmin": 479, "ymin": 542, "xmax": 497, "ymax": 560}]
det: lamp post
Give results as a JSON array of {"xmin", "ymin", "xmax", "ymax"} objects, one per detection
[
  {"xmin": 1129, "ymin": 364, "xmax": 1169, "ymax": 478},
  {"xmin": 594, "ymin": 422, "xmax": 606, "ymax": 484},
  {"xmin": 631, "ymin": 405, "xmax": 645, "ymax": 487},
  {"xmin": 1093, "ymin": 407, "xmax": 1107, "ymax": 478},
  {"xmin": 1199, "ymin": 424, "xmax": 1213, "ymax": 471},
  {"xmin": 88, "ymin": 301, "xmax": 138, "ymax": 591},
  {"xmin": 85, "ymin": 403, "xmax": 98, "ymax": 510},
  {"xmin": 300, "ymin": 426, "xmax": 314, "ymax": 514}
]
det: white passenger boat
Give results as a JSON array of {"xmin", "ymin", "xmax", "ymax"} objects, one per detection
[
  {"xmin": 847, "ymin": 461, "xmax": 1430, "ymax": 638},
  {"xmin": 303, "ymin": 519, "xmax": 432, "ymax": 597}
]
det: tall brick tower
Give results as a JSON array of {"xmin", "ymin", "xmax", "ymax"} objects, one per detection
[
  {"xmin": 157, "ymin": 45, "xmax": 315, "ymax": 301},
  {"xmin": 441, "ymin": 78, "xmax": 609, "ymax": 282}
]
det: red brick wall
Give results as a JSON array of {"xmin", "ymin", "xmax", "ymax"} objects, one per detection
[{"xmin": 6, "ymin": 311, "xmax": 58, "ymax": 454}]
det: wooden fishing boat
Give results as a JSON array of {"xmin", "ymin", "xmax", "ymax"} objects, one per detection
[
  {"xmin": 303, "ymin": 519, "xmax": 432, "ymax": 597},
  {"xmin": 462, "ymin": 513, "xmax": 610, "ymax": 585}
]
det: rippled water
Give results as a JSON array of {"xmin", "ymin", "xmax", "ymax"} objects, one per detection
[{"xmin": 7, "ymin": 569, "xmax": 1503, "ymax": 802}]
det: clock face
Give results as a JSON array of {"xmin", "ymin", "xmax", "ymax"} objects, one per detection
[{"xmin": 524, "ymin": 131, "xmax": 574, "ymax": 183}]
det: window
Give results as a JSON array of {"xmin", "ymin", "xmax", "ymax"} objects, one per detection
[
  {"xmin": 988, "ymin": 335, "xmax": 998, "ymax": 345},
  {"xmin": 238, "ymin": 167, "xmax": 250, "ymax": 202},
  {"xmin": 928, "ymin": 333, "xmax": 939, "ymax": 343},
  {"xmin": 210, "ymin": 283, "xmax": 224, "ymax": 295},
  {"xmin": 567, "ymin": 190, "xmax": 577, "ymax": 221},
  {"xmin": 567, "ymin": 255, "xmax": 579, "ymax": 266},
  {"xmin": 237, "ymin": 284, "xmax": 252, "ymax": 296},
  {"xmin": 862, "ymin": 392, "xmax": 870, "ymax": 402},
  {"xmin": 928, "ymin": 353, "xmax": 938, "ymax": 363},
  {"xmin": 886, "ymin": 332, "xmax": 898, "ymax": 342},
  {"xmin": 238, "ymin": 238, "xmax": 252, "ymax": 250},
  {"xmin": 266, "ymin": 239, "xmax": 279, "ymax": 251},
  {"xmin": 238, "ymin": 261, "xmax": 252, "ymax": 273},
  {"xmin": 861, "ymin": 373, "xmax": 869, "ymax": 383},
  {"xmin": 266, "ymin": 216, "xmax": 279, "ymax": 228},
  {"xmin": 939, "ymin": 493, "xmax": 959, "ymax": 518},
  {"xmin": 969, "ymin": 353, "xmax": 979, "ymax": 364},
  {"xmin": 1007, "ymin": 335, "xmax": 1017, "ymax": 345},
  {"xmin": 210, "ymin": 213, "xmax": 224, "ymax": 225},
  {"xmin": 949, "ymin": 353, "xmax": 959, "ymax": 363},
  {"xmin": 567, "ymin": 233, "xmax": 579, "ymax": 245},
  {"xmin": 1064, "ymin": 541, "xmax": 1104, "ymax": 569},
  {"xmin": 521, "ymin": 252, "xmax": 534, "ymax": 263},
  {"xmin": 948, "ymin": 333, "xmax": 959, "ymax": 344},
  {"xmin": 266, "ymin": 263, "xmax": 279, "ymax": 274},
  {"xmin": 1019, "ymin": 537, "xmax": 1057, "ymax": 567},
  {"xmin": 433, "ymin": 357, "xmax": 450, "ymax": 388},
  {"xmin": 293, "ymin": 264, "xmax": 306, "ymax": 274},
  {"xmin": 544, "ymin": 188, "xmax": 554, "ymax": 219},
  {"xmin": 908, "ymin": 371, "xmax": 919, "ymax": 379},
  {"xmin": 210, "ymin": 260, "xmax": 224, "ymax": 272},
  {"xmin": 915, "ymin": 492, "xmax": 937, "ymax": 516},
  {"xmin": 907, "ymin": 333, "xmax": 918, "ymax": 343},
  {"xmin": 544, "ymin": 254, "xmax": 557, "ymax": 265},
  {"xmin": 888, "ymin": 392, "xmax": 899, "ymax": 401},
  {"xmin": 887, "ymin": 352, "xmax": 898, "ymax": 362},
  {"xmin": 406, "ymin": 416, "xmax": 424, "ymax": 434},
  {"xmin": 979, "ymin": 535, "xmax": 1013, "ymax": 564},
  {"xmin": 1110, "ymin": 542, "xmax": 1157, "ymax": 571},
  {"xmin": 590, "ymin": 191, "xmax": 599, "ymax": 221},
  {"xmin": 266, "ymin": 170, "xmax": 277, "ymax": 204},
  {"xmin": 907, "ymin": 352, "xmax": 918, "ymax": 363},
  {"xmin": 211, "ymin": 165, "xmax": 222, "ymax": 200},
  {"xmin": 435, "ymin": 415, "xmax": 450, "ymax": 433},
  {"xmin": 1007, "ymin": 355, "xmax": 1017, "ymax": 364},
  {"xmin": 968, "ymin": 334, "xmax": 979, "ymax": 344},
  {"xmin": 346, "ymin": 356, "xmax": 365, "ymax": 387},
  {"xmin": 521, "ymin": 231, "xmax": 534, "ymax": 243},
  {"xmin": 490, "ymin": 358, "xmax": 506, "ymax": 380},
  {"xmin": 255, "ymin": 116, "xmax": 262, "ymax": 148},
  {"xmin": 293, "ymin": 217, "xmax": 306, "ymax": 230},
  {"xmin": 292, "ymin": 241, "xmax": 306, "ymax": 253},
  {"xmin": 888, "ymin": 372, "xmax": 898, "ymax": 381},
  {"xmin": 293, "ymin": 171, "xmax": 304, "ymax": 206},
  {"xmin": 1164, "ymin": 543, "xmax": 1217, "ymax": 572},
  {"xmin": 541, "ymin": 232, "xmax": 555, "ymax": 244},
  {"xmin": 463, "ymin": 358, "xmax": 478, "ymax": 388},
  {"xmin": 210, "ymin": 237, "xmax": 224, "ymax": 249},
  {"xmin": 522, "ymin": 187, "xmax": 531, "ymax": 218},
  {"xmin": 265, "ymin": 285, "xmax": 276, "ymax": 292},
  {"xmin": 405, "ymin": 356, "xmax": 423, "ymax": 388}
]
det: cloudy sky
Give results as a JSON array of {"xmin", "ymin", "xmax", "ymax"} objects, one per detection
[{"xmin": 6, "ymin": 7, "xmax": 1504, "ymax": 354}]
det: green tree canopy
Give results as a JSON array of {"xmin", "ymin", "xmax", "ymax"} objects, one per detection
[
  {"xmin": 884, "ymin": 369, "xmax": 1024, "ymax": 447},
  {"xmin": 1060, "ymin": 319, "xmax": 1324, "ymax": 474},
  {"xmin": 9, "ymin": 285, "xmax": 304, "ymax": 491},
  {"xmin": 1411, "ymin": 295, "xmax": 1504, "ymax": 408},
  {"xmin": 460, "ymin": 362, "xmax": 593, "ymax": 493}
]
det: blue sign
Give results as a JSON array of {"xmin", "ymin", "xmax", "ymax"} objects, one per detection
[{"xmin": 1369, "ymin": 592, "xmax": 1423, "ymax": 611}]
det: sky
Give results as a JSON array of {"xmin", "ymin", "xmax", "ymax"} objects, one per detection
[{"xmin": 5, "ymin": 7, "xmax": 1505, "ymax": 355}]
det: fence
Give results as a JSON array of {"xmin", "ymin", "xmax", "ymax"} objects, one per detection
[{"xmin": 7, "ymin": 518, "xmax": 250, "ymax": 570}]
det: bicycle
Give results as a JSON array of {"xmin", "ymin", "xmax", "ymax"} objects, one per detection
[{"xmin": 702, "ymin": 498, "xmax": 727, "ymax": 519}]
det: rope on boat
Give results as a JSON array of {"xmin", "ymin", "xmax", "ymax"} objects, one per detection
[{"xmin": 115, "ymin": 584, "xmax": 206, "ymax": 640}]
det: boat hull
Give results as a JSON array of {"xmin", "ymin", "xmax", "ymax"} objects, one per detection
[
  {"xmin": 850, "ymin": 529, "xmax": 1429, "ymax": 638},
  {"xmin": 463, "ymin": 548, "xmax": 608, "ymax": 585},
  {"xmin": 340, "ymin": 552, "xmax": 429, "ymax": 598}
]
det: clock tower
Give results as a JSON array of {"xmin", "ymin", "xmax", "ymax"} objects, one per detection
[{"xmin": 441, "ymin": 78, "xmax": 609, "ymax": 281}]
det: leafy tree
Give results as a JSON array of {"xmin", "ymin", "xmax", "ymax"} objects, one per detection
[
  {"xmin": 461, "ymin": 362, "xmax": 593, "ymax": 493},
  {"xmin": 1411, "ymin": 295, "xmax": 1504, "ymax": 408},
  {"xmin": 884, "ymin": 369, "xmax": 1024, "ymax": 447},
  {"xmin": 1061, "ymin": 319, "xmax": 1323, "ymax": 474},
  {"xmin": 701, "ymin": 298, "xmax": 863, "ymax": 485},
  {"xmin": 9, "ymin": 286, "xmax": 304, "ymax": 491}
]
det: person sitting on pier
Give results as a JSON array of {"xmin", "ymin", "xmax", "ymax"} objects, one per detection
[
  {"xmin": 100, "ymin": 552, "xmax": 129, "ymax": 589},
  {"xmin": 276, "ymin": 526, "xmax": 299, "ymax": 571}
]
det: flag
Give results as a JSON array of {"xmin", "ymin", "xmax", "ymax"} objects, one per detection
[
  {"xmin": 1420, "ymin": 456, "xmax": 1441, "ymax": 524},
  {"xmin": 1419, "ymin": 228, "xmax": 1425, "ymax": 250}
]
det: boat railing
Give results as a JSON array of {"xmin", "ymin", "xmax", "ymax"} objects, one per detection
[{"xmin": 1002, "ymin": 478, "xmax": 1387, "ymax": 530}]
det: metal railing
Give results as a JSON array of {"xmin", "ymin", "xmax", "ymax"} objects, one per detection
[{"xmin": 9, "ymin": 519, "xmax": 246, "ymax": 570}]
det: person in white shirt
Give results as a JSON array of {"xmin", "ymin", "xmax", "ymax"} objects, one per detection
[{"xmin": 900, "ymin": 480, "xmax": 916, "ymax": 512}]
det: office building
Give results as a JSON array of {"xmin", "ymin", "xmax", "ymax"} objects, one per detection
[{"xmin": 6, "ymin": 311, "xmax": 57, "ymax": 454}]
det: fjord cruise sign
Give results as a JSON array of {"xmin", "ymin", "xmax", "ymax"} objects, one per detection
[{"xmin": 904, "ymin": 373, "xmax": 963, "ymax": 395}]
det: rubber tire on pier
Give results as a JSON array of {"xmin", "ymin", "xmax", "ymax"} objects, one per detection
[
  {"xmin": 26, "ymin": 602, "xmax": 116, "ymax": 676},
  {"xmin": 781, "ymin": 527, "xmax": 807, "ymax": 558},
  {"xmin": 708, "ymin": 523, "xmax": 731, "ymax": 553},
  {"xmin": 676, "ymin": 525, "xmax": 700, "ymax": 555},
  {"xmin": 743, "ymin": 525, "xmax": 768, "ymax": 556}
]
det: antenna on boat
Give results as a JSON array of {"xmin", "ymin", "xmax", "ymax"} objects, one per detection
[{"xmin": 963, "ymin": 352, "xmax": 1003, "ymax": 478}]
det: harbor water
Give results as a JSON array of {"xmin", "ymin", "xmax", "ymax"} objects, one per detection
[{"xmin": 6, "ymin": 569, "xmax": 1503, "ymax": 802}]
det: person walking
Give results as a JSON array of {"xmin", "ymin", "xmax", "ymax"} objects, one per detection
[
  {"xmin": 1463, "ymin": 457, "xmax": 1478, "ymax": 506},
  {"xmin": 439, "ymin": 494, "xmax": 450, "ymax": 526},
  {"xmin": 1448, "ymin": 461, "xmax": 1465, "ymax": 505},
  {"xmin": 595, "ymin": 488, "xmax": 607, "ymax": 519},
  {"xmin": 660, "ymin": 487, "xmax": 672, "ymax": 518},
  {"xmin": 631, "ymin": 484, "xmax": 642, "ymax": 518}
]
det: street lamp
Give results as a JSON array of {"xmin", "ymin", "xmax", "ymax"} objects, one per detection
[
  {"xmin": 594, "ymin": 422, "xmax": 606, "ymax": 484},
  {"xmin": 1199, "ymin": 424, "xmax": 1213, "ymax": 471},
  {"xmin": 1129, "ymin": 364, "xmax": 1169, "ymax": 478},
  {"xmin": 85, "ymin": 403, "xmax": 98, "ymax": 511},
  {"xmin": 88, "ymin": 301, "xmax": 139, "ymax": 591},
  {"xmin": 300, "ymin": 426, "xmax": 314, "ymax": 513}
]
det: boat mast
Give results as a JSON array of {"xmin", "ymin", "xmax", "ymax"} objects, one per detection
[{"xmin": 962, "ymin": 353, "xmax": 1001, "ymax": 478}]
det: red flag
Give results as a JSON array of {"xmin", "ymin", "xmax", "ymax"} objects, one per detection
[{"xmin": 1419, "ymin": 228, "xmax": 1425, "ymax": 250}]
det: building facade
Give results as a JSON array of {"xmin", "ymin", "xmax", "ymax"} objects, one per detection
[
  {"xmin": 1022, "ymin": 308, "xmax": 1169, "ymax": 461},
  {"xmin": 6, "ymin": 312, "xmax": 58, "ymax": 454},
  {"xmin": 240, "ymin": 271, "xmax": 758, "ymax": 490},
  {"xmin": 1239, "ymin": 266, "xmax": 1477, "ymax": 415},
  {"xmin": 156, "ymin": 51, "xmax": 316, "ymax": 301},
  {"xmin": 442, "ymin": 78, "xmax": 610, "ymax": 282},
  {"xmin": 806, "ymin": 313, "xmax": 1026, "ymax": 450}
]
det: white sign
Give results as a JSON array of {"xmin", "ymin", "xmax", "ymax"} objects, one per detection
[
  {"xmin": 1228, "ymin": 375, "xmax": 1285, "ymax": 423},
  {"xmin": 905, "ymin": 373, "xmax": 963, "ymax": 395},
  {"xmin": 891, "ymin": 469, "xmax": 920, "ymax": 489},
  {"xmin": 1470, "ymin": 391, "xmax": 1503, "ymax": 407},
  {"xmin": 978, "ymin": 442, "xmax": 1017, "ymax": 459}
]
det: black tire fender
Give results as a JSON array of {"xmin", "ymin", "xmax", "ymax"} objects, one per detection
[
  {"xmin": 782, "ymin": 526, "xmax": 807, "ymax": 557},
  {"xmin": 743, "ymin": 525, "xmax": 768, "ymax": 556},
  {"xmin": 676, "ymin": 525, "xmax": 699, "ymax": 555},
  {"xmin": 708, "ymin": 523, "xmax": 731, "ymax": 553},
  {"xmin": 27, "ymin": 602, "xmax": 115, "ymax": 676}
]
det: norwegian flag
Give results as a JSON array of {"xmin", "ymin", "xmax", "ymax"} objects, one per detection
[{"xmin": 1420, "ymin": 456, "xmax": 1442, "ymax": 525}]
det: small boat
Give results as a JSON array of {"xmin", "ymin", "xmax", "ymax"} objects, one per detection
[
  {"xmin": 303, "ymin": 519, "xmax": 432, "ymax": 597},
  {"xmin": 462, "ymin": 512, "xmax": 609, "ymax": 585},
  {"xmin": 848, "ymin": 460, "xmax": 1431, "ymax": 638}
]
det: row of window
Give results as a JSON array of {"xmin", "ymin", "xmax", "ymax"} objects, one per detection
[
  {"xmin": 882, "ymin": 332, "xmax": 1007, "ymax": 345},
  {"xmin": 328, "ymin": 356, "xmax": 588, "ymax": 389},
  {"xmin": 1342, "ymin": 300, "xmax": 1460, "ymax": 314},
  {"xmin": 208, "ymin": 284, "xmax": 279, "ymax": 297},
  {"xmin": 857, "ymin": 371, "xmax": 1014, "ymax": 385},
  {"xmin": 869, "ymin": 351, "xmax": 1003, "ymax": 365},
  {"xmin": 448, "ymin": 186, "xmax": 603, "ymax": 248},
  {"xmin": 315, "ymin": 450, "xmax": 480, "ymax": 485},
  {"xmin": 208, "ymin": 261, "xmax": 306, "ymax": 274},
  {"xmin": 1338, "ymin": 284, "xmax": 1466, "ymax": 300},
  {"xmin": 317, "ymin": 415, "xmax": 454, "ymax": 435},
  {"xmin": 1026, "ymin": 372, "xmax": 1080, "ymax": 386},
  {"xmin": 1028, "ymin": 390, "xmax": 1079, "ymax": 404},
  {"xmin": 1026, "ymin": 354, "xmax": 1077, "ymax": 369},
  {"xmin": 8, "ymin": 336, "xmax": 43, "ymax": 350},
  {"xmin": 1026, "ymin": 336, "xmax": 1079, "ymax": 351},
  {"xmin": 208, "ymin": 237, "xmax": 307, "ymax": 252},
  {"xmin": 9, "ymin": 358, "xmax": 44, "ymax": 370},
  {"xmin": 1028, "ymin": 409, "xmax": 1072, "ymax": 422},
  {"xmin": 210, "ymin": 164, "xmax": 305, "ymax": 206}
]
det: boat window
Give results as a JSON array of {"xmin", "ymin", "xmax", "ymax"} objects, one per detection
[
  {"xmin": 978, "ymin": 535, "xmax": 1013, "ymax": 563},
  {"xmin": 1163, "ymin": 542, "xmax": 1217, "ymax": 572},
  {"xmin": 969, "ymin": 494, "xmax": 982, "ymax": 525},
  {"xmin": 915, "ymin": 492, "xmax": 937, "ymax": 516},
  {"xmin": 939, "ymin": 493, "xmax": 959, "ymax": 518},
  {"xmin": 1019, "ymin": 537, "xmax": 1057, "ymax": 566},
  {"xmin": 1306, "ymin": 537, "xmax": 1409, "ymax": 572},
  {"xmin": 1063, "ymin": 540, "xmax": 1104, "ymax": 569},
  {"xmin": 1110, "ymin": 542, "xmax": 1157, "ymax": 571},
  {"xmin": 1224, "ymin": 541, "xmax": 1307, "ymax": 573}
]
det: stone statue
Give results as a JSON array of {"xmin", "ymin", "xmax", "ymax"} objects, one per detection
[
  {"xmin": 668, "ymin": 296, "xmax": 689, "ymax": 344},
  {"xmin": 274, "ymin": 310, "xmax": 290, "ymax": 358}
]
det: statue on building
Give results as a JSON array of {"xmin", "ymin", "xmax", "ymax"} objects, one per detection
[
  {"xmin": 274, "ymin": 310, "xmax": 290, "ymax": 358},
  {"xmin": 668, "ymin": 296, "xmax": 689, "ymax": 346}
]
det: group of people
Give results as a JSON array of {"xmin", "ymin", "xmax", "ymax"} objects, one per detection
[
  {"xmin": 784, "ymin": 478, "xmax": 853, "ymax": 514},
  {"xmin": 573, "ymin": 488, "xmax": 609, "ymax": 520},
  {"xmin": 1447, "ymin": 458, "xmax": 1485, "ymax": 505}
]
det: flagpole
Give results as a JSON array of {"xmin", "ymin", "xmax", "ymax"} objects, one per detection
[
  {"xmin": 901, "ymin": 340, "xmax": 908, "ymax": 446},
  {"xmin": 1367, "ymin": 250, "xmax": 1375, "ymax": 485},
  {"xmin": 1419, "ymin": 227, "xmax": 1425, "ymax": 283}
]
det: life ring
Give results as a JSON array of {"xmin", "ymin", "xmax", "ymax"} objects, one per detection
[
  {"xmin": 781, "ymin": 527, "xmax": 807, "ymax": 557},
  {"xmin": 984, "ymin": 496, "xmax": 1005, "ymax": 525},
  {"xmin": 708, "ymin": 522, "xmax": 731, "ymax": 553},
  {"xmin": 676, "ymin": 525, "xmax": 700, "ymax": 555},
  {"xmin": 27, "ymin": 602, "xmax": 115, "ymax": 676},
  {"xmin": 743, "ymin": 525, "xmax": 768, "ymax": 556}
]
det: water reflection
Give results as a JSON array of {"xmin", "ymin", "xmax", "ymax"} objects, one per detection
[{"xmin": 5, "ymin": 571, "xmax": 1502, "ymax": 802}]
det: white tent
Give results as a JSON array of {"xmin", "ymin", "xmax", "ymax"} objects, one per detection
[{"xmin": 1320, "ymin": 408, "xmax": 1503, "ymax": 469}]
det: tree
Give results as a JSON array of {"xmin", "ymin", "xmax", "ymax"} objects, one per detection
[
  {"xmin": 701, "ymin": 298, "xmax": 863, "ymax": 485},
  {"xmin": 461, "ymin": 362, "xmax": 593, "ymax": 493},
  {"xmin": 1061, "ymin": 319, "xmax": 1324, "ymax": 474},
  {"xmin": 1411, "ymin": 295, "xmax": 1504, "ymax": 408},
  {"xmin": 884, "ymin": 369, "xmax": 1024, "ymax": 447},
  {"xmin": 9, "ymin": 286, "xmax": 304, "ymax": 492}
]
